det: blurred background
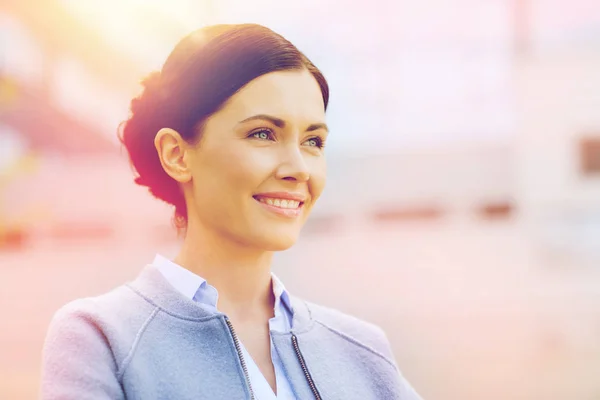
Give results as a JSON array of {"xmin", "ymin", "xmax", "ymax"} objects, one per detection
[{"xmin": 1, "ymin": 0, "xmax": 599, "ymax": 399}]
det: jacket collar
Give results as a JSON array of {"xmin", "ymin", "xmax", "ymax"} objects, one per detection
[{"xmin": 127, "ymin": 265, "xmax": 312, "ymax": 332}]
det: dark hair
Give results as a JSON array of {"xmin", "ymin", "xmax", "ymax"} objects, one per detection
[{"xmin": 119, "ymin": 24, "xmax": 329, "ymax": 230}]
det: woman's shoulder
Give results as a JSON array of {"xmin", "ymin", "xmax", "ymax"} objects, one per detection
[
  {"xmin": 44, "ymin": 283, "xmax": 157, "ymax": 364},
  {"xmin": 51, "ymin": 283, "xmax": 155, "ymax": 330},
  {"xmin": 41, "ymin": 284, "xmax": 157, "ymax": 398},
  {"xmin": 293, "ymin": 297, "xmax": 397, "ymax": 365}
]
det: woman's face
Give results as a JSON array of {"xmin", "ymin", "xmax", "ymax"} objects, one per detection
[{"xmin": 186, "ymin": 69, "xmax": 327, "ymax": 251}]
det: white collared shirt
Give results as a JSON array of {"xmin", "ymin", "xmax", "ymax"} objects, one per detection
[{"xmin": 153, "ymin": 254, "xmax": 296, "ymax": 400}]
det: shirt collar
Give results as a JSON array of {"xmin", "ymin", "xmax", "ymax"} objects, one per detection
[
  {"xmin": 152, "ymin": 254, "xmax": 206, "ymax": 300},
  {"xmin": 152, "ymin": 254, "xmax": 293, "ymax": 315},
  {"xmin": 271, "ymin": 272, "xmax": 292, "ymax": 318}
]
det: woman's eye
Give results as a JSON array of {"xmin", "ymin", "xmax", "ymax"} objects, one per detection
[
  {"xmin": 303, "ymin": 137, "xmax": 324, "ymax": 148},
  {"xmin": 249, "ymin": 129, "xmax": 274, "ymax": 141}
]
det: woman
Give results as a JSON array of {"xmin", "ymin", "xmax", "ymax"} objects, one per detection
[{"xmin": 41, "ymin": 24, "xmax": 421, "ymax": 400}]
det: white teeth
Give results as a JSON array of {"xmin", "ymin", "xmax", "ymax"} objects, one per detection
[{"xmin": 257, "ymin": 198, "xmax": 301, "ymax": 209}]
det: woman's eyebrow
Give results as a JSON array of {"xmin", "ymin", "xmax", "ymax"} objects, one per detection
[
  {"xmin": 239, "ymin": 114, "xmax": 328, "ymax": 133},
  {"xmin": 238, "ymin": 114, "xmax": 285, "ymax": 128},
  {"xmin": 306, "ymin": 123, "xmax": 328, "ymax": 133}
]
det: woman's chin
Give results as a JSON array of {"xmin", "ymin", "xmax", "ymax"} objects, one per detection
[{"xmin": 255, "ymin": 232, "xmax": 300, "ymax": 252}]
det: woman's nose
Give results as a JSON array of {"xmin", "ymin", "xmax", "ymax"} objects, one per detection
[{"xmin": 275, "ymin": 146, "xmax": 310, "ymax": 182}]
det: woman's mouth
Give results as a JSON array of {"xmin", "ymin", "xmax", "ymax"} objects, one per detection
[
  {"xmin": 256, "ymin": 197, "xmax": 302, "ymax": 209},
  {"xmin": 252, "ymin": 194, "xmax": 305, "ymax": 218}
]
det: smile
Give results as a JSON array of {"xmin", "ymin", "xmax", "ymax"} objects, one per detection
[
  {"xmin": 252, "ymin": 195, "xmax": 305, "ymax": 218},
  {"xmin": 256, "ymin": 197, "xmax": 301, "ymax": 209}
]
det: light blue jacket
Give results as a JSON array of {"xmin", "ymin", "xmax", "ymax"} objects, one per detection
[{"xmin": 40, "ymin": 265, "xmax": 422, "ymax": 399}]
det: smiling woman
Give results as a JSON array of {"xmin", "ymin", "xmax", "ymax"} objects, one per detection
[
  {"xmin": 152, "ymin": 68, "xmax": 329, "ymax": 251},
  {"xmin": 39, "ymin": 24, "xmax": 421, "ymax": 400}
]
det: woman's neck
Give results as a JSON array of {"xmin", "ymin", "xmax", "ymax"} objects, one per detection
[{"xmin": 174, "ymin": 223, "xmax": 275, "ymax": 322}]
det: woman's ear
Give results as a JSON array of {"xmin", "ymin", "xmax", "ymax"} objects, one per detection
[{"xmin": 154, "ymin": 128, "xmax": 193, "ymax": 184}]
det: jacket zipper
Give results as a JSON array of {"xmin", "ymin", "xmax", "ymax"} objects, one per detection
[
  {"xmin": 225, "ymin": 317, "xmax": 255, "ymax": 400},
  {"xmin": 291, "ymin": 333, "xmax": 322, "ymax": 400}
]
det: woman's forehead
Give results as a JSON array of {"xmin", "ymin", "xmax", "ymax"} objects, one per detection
[{"xmin": 218, "ymin": 70, "xmax": 326, "ymax": 123}]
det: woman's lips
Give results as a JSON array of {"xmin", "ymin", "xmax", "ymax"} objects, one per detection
[{"xmin": 253, "ymin": 194, "xmax": 305, "ymax": 218}]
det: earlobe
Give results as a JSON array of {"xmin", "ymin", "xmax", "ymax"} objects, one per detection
[{"xmin": 154, "ymin": 128, "xmax": 193, "ymax": 183}]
